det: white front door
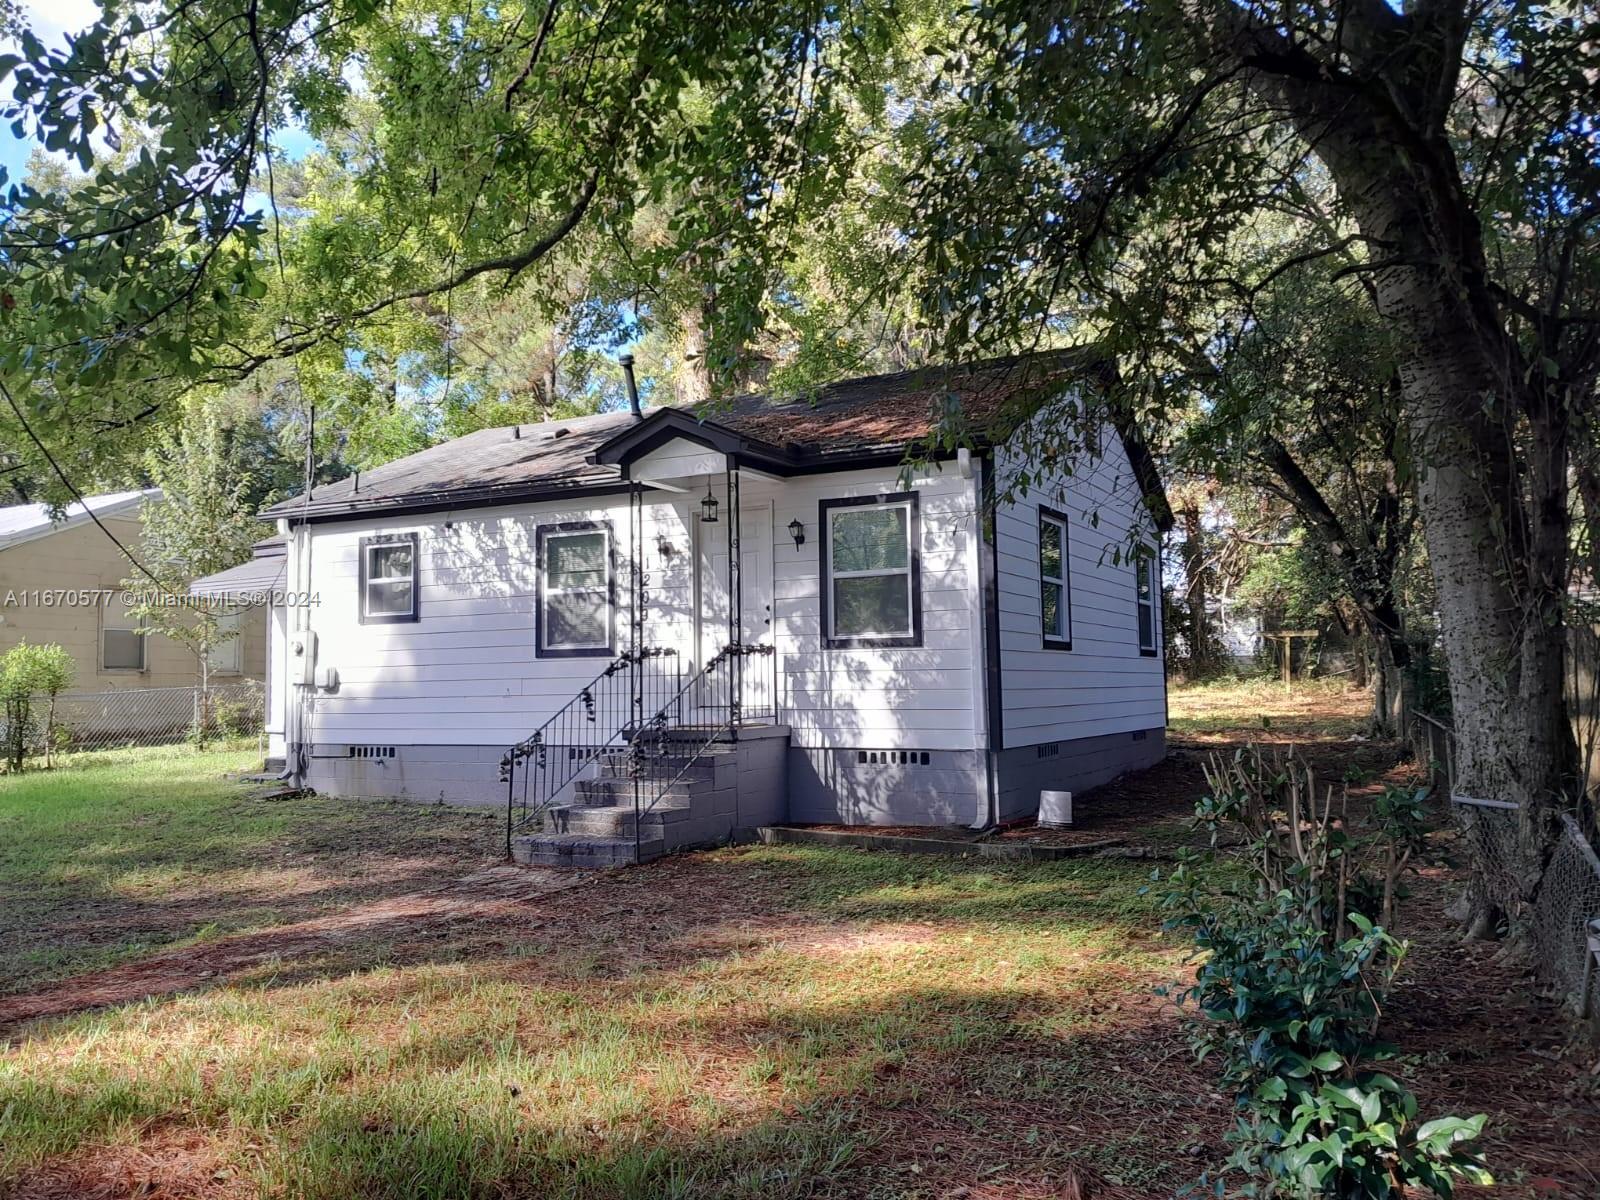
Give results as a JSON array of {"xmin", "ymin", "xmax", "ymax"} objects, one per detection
[{"xmin": 699, "ymin": 502, "xmax": 776, "ymax": 720}]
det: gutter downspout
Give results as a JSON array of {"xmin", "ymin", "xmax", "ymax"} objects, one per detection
[{"xmin": 972, "ymin": 450, "xmax": 1004, "ymax": 830}]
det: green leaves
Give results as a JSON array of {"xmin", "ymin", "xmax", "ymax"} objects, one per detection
[{"xmin": 1155, "ymin": 745, "xmax": 1493, "ymax": 1197}]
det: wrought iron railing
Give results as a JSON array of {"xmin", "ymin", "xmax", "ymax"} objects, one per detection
[
  {"xmin": 624, "ymin": 642, "xmax": 776, "ymax": 855},
  {"xmin": 500, "ymin": 647, "xmax": 680, "ymax": 853}
]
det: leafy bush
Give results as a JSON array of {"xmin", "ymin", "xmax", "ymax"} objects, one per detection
[
  {"xmin": 0, "ymin": 642, "xmax": 76, "ymax": 771},
  {"xmin": 1154, "ymin": 748, "xmax": 1491, "ymax": 1198}
]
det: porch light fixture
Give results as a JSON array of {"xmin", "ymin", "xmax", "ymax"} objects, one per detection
[
  {"xmin": 700, "ymin": 482, "xmax": 720, "ymax": 524},
  {"xmin": 788, "ymin": 518, "xmax": 805, "ymax": 550}
]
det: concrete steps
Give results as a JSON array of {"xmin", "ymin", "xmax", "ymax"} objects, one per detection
[
  {"xmin": 511, "ymin": 725, "xmax": 788, "ymax": 869},
  {"xmin": 511, "ymin": 832, "xmax": 665, "ymax": 869}
]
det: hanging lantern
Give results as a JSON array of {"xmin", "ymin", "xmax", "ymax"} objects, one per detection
[{"xmin": 700, "ymin": 481, "xmax": 720, "ymax": 523}]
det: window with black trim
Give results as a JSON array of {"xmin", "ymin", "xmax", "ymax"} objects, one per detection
[
  {"xmin": 360, "ymin": 533, "xmax": 419, "ymax": 624},
  {"xmin": 820, "ymin": 493, "xmax": 921, "ymax": 648},
  {"xmin": 1039, "ymin": 506, "xmax": 1071, "ymax": 649},
  {"xmin": 1135, "ymin": 548, "xmax": 1158, "ymax": 656},
  {"xmin": 537, "ymin": 521, "xmax": 613, "ymax": 657}
]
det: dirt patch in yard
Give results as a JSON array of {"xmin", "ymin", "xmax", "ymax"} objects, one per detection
[
  {"xmin": 7, "ymin": 1124, "xmax": 254, "ymax": 1200},
  {"xmin": 0, "ymin": 866, "xmax": 581, "ymax": 1031}
]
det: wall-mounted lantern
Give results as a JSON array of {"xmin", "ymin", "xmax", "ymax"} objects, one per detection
[
  {"xmin": 700, "ymin": 482, "xmax": 720, "ymax": 524},
  {"xmin": 788, "ymin": 518, "xmax": 805, "ymax": 550},
  {"xmin": 656, "ymin": 536, "xmax": 677, "ymax": 561}
]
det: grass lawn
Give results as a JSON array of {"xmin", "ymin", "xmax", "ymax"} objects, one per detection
[
  {"xmin": 0, "ymin": 748, "xmax": 1202, "ymax": 1200},
  {"xmin": 0, "ymin": 693, "xmax": 1594, "ymax": 1199}
]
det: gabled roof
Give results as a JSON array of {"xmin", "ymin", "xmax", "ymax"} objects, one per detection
[
  {"xmin": 260, "ymin": 348, "xmax": 1169, "ymax": 527},
  {"xmin": 0, "ymin": 488, "xmax": 161, "ymax": 553},
  {"xmin": 708, "ymin": 346, "xmax": 1108, "ymax": 456}
]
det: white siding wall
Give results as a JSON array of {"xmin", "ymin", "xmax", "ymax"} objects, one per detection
[
  {"xmin": 287, "ymin": 463, "xmax": 986, "ymax": 756},
  {"xmin": 994, "ymin": 426, "xmax": 1165, "ymax": 747},
  {"xmin": 296, "ymin": 495, "xmax": 695, "ymax": 747},
  {"xmin": 767, "ymin": 464, "xmax": 982, "ymax": 751}
]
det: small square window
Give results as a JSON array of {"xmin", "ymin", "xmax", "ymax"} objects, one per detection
[{"xmin": 360, "ymin": 534, "xmax": 420, "ymax": 624}]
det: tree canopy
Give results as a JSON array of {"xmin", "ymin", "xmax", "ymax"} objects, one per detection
[{"xmin": 3, "ymin": 1, "xmax": 1598, "ymax": 939}]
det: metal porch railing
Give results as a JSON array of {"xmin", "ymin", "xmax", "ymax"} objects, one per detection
[
  {"xmin": 500, "ymin": 648, "xmax": 679, "ymax": 853},
  {"xmin": 624, "ymin": 642, "xmax": 776, "ymax": 857}
]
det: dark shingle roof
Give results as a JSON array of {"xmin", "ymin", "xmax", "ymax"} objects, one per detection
[
  {"xmin": 709, "ymin": 347, "xmax": 1106, "ymax": 455},
  {"xmin": 260, "ymin": 412, "xmax": 638, "ymax": 521},
  {"xmin": 262, "ymin": 349, "xmax": 1128, "ymax": 523}
]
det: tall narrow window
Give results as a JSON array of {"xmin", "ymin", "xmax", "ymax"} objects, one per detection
[
  {"xmin": 360, "ymin": 533, "xmax": 419, "ymax": 624},
  {"xmin": 206, "ymin": 610, "xmax": 243, "ymax": 674},
  {"xmin": 1039, "ymin": 506, "xmax": 1071, "ymax": 650},
  {"xmin": 537, "ymin": 521, "xmax": 613, "ymax": 657},
  {"xmin": 1135, "ymin": 549, "xmax": 1158, "ymax": 656},
  {"xmin": 820, "ymin": 493, "xmax": 921, "ymax": 648}
]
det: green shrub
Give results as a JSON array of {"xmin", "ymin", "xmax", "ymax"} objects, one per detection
[
  {"xmin": 0, "ymin": 642, "xmax": 75, "ymax": 771},
  {"xmin": 1153, "ymin": 749, "xmax": 1490, "ymax": 1198}
]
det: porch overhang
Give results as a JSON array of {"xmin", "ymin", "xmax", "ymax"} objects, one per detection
[{"xmin": 588, "ymin": 409, "xmax": 802, "ymax": 478}]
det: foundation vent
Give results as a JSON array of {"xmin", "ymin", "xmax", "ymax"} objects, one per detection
[
  {"xmin": 1131, "ymin": 729, "xmax": 1148, "ymax": 741},
  {"xmin": 1035, "ymin": 742, "xmax": 1061, "ymax": 760},
  {"xmin": 857, "ymin": 750, "xmax": 932, "ymax": 767},
  {"xmin": 348, "ymin": 745, "xmax": 396, "ymax": 760}
]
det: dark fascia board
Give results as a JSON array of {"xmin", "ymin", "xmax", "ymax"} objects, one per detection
[
  {"xmin": 589, "ymin": 407, "xmax": 982, "ymax": 478},
  {"xmin": 588, "ymin": 409, "xmax": 800, "ymax": 474},
  {"xmin": 277, "ymin": 481, "xmax": 640, "ymax": 526}
]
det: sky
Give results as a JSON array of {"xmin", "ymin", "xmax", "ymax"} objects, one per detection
[{"xmin": 0, "ymin": 0, "xmax": 101, "ymax": 185}]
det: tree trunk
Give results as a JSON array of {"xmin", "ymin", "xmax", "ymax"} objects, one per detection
[
  {"xmin": 1360, "ymin": 249, "xmax": 1574, "ymax": 943},
  {"xmin": 1228, "ymin": 24, "xmax": 1582, "ymax": 945},
  {"xmin": 1370, "ymin": 630, "xmax": 1410, "ymax": 741},
  {"xmin": 677, "ymin": 302, "xmax": 713, "ymax": 407},
  {"xmin": 1180, "ymin": 503, "xmax": 1216, "ymax": 677}
]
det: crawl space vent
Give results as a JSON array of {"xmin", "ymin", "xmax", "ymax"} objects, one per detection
[
  {"xmin": 348, "ymin": 745, "xmax": 396, "ymax": 760},
  {"xmin": 857, "ymin": 750, "xmax": 932, "ymax": 766}
]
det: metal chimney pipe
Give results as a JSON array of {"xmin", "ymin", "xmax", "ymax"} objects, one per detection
[{"xmin": 619, "ymin": 353, "xmax": 642, "ymax": 419}]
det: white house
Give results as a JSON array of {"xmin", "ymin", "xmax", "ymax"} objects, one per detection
[{"xmin": 202, "ymin": 350, "xmax": 1171, "ymax": 866}]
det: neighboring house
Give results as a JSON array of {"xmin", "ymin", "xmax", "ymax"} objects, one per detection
[
  {"xmin": 202, "ymin": 350, "xmax": 1171, "ymax": 865},
  {"xmin": 0, "ymin": 490, "xmax": 267, "ymax": 690}
]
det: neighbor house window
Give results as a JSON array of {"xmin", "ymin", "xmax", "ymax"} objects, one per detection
[
  {"xmin": 1039, "ymin": 506, "xmax": 1071, "ymax": 650},
  {"xmin": 820, "ymin": 492, "xmax": 921, "ymax": 648},
  {"xmin": 537, "ymin": 521, "xmax": 613, "ymax": 657},
  {"xmin": 360, "ymin": 533, "xmax": 419, "ymax": 624},
  {"xmin": 102, "ymin": 608, "xmax": 146, "ymax": 672},
  {"xmin": 206, "ymin": 610, "xmax": 242, "ymax": 675},
  {"xmin": 1135, "ymin": 548, "xmax": 1158, "ymax": 656}
]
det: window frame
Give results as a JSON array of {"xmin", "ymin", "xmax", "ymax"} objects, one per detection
[
  {"xmin": 1038, "ymin": 505, "xmax": 1073, "ymax": 651},
  {"xmin": 206, "ymin": 609, "xmax": 244, "ymax": 676},
  {"xmin": 1135, "ymin": 546, "xmax": 1159, "ymax": 657},
  {"xmin": 535, "ymin": 519, "xmax": 615, "ymax": 659},
  {"xmin": 359, "ymin": 532, "xmax": 421, "ymax": 625},
  {"xmin": 819, "ymin": 492, "xmax": 922, "ymax": 650},
  {"xmin": 100, "ymin": 617, "xmax": 147, "ymax": 673}
]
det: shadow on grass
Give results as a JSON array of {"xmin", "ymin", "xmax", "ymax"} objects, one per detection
[{"xmin": 2, "ymin": 974, "xmax": 1221, "ymax": 1200}]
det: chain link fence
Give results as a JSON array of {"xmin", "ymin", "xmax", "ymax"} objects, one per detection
[
  {"xmin": 8, "ymin": 681, "xmax": 266, "ymax": 758},
  {"xmin": 1414, "ymin": 710, "xmax": 1600, "ymax": 1025}
]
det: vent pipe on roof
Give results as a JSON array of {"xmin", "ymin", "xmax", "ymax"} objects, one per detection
[{"xmin": 619, "ymin": 352, "xmax": 642, "ymax": 420}]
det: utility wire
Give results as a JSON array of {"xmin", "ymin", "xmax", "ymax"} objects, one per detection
[{"xmin": 0, "ymin": 377, "xmax": 170, "ymax": 591}]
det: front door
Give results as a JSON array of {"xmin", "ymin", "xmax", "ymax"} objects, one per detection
[{"xmin": 698, "ymin": 502, "xmax": 776, "ymax": 721}]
